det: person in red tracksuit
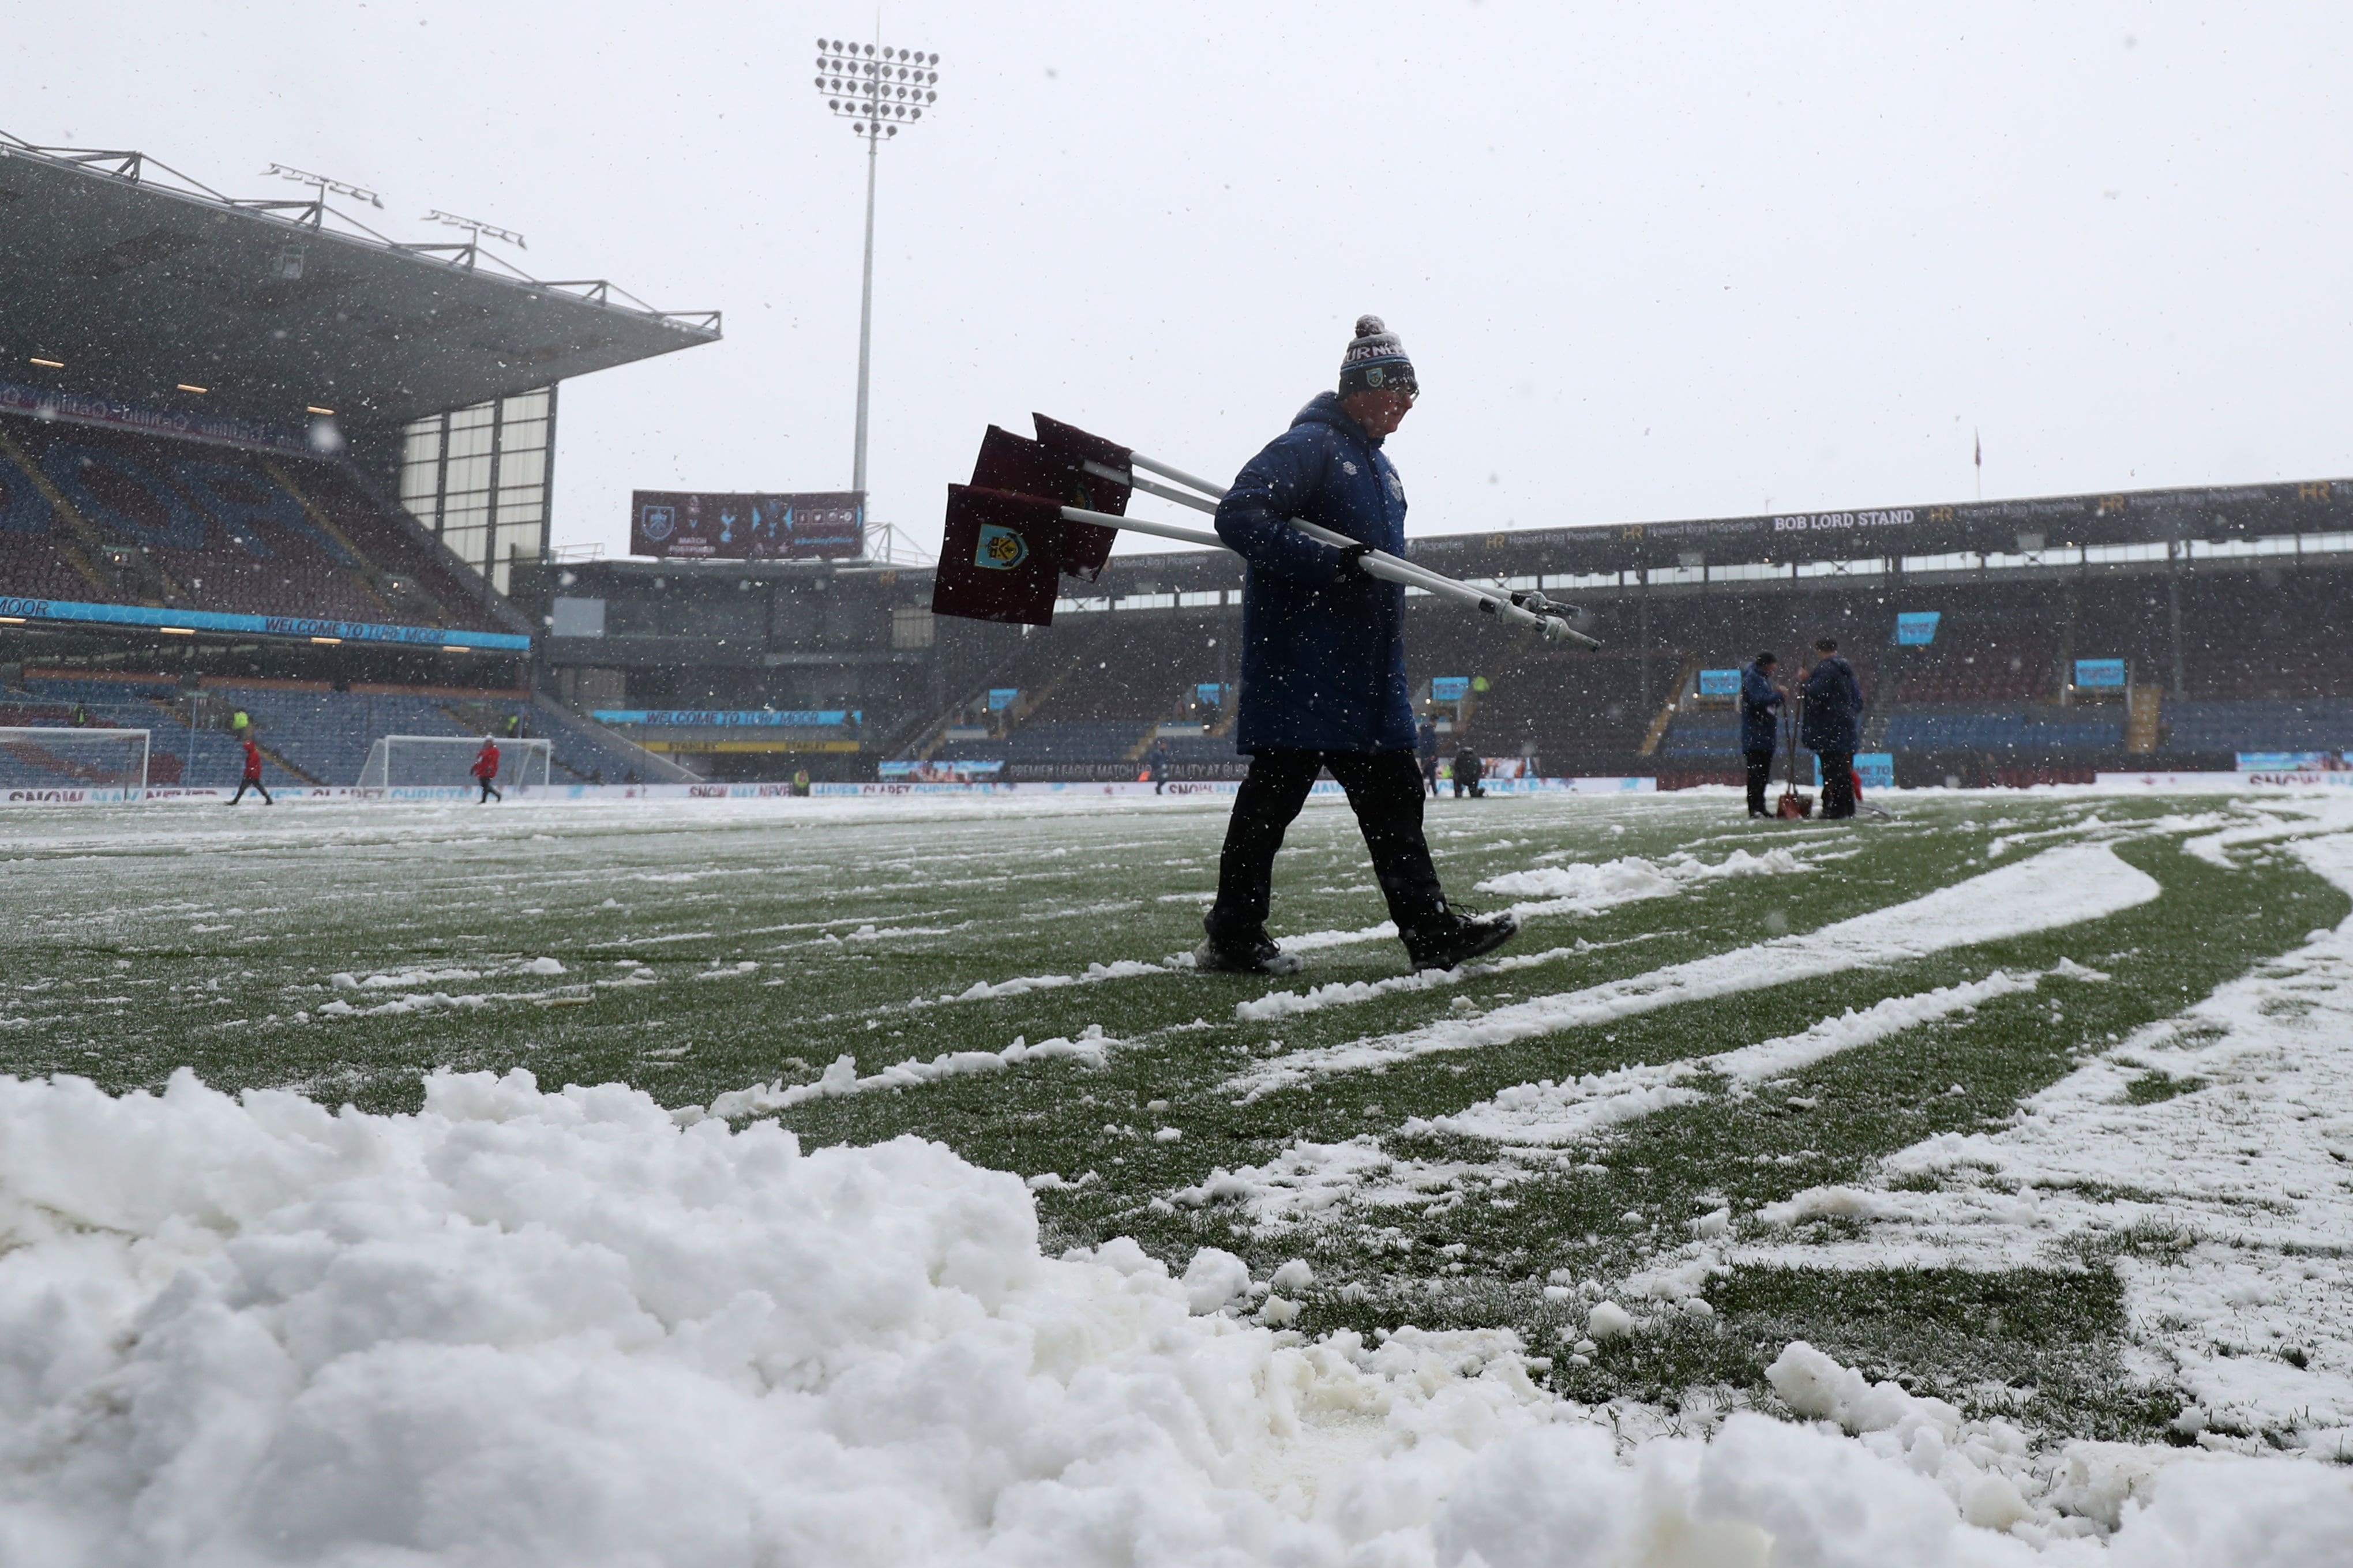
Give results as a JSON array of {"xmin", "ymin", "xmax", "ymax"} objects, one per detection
[
  {"xmin": 229, "ymin": 735, "xmax": 272, "ymax": 805},
  {"xmin": 472, "ymin": 736, "xmax": 501, "ymax": 803}
]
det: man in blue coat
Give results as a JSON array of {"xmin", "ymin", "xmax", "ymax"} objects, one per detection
[
  {"xmin": 1739, "ymin": 652, "xmax": 1784, "ymax": 818},
  {"xmin": 1800, "ymin": 637, "xmax": 1865, "ymax": 819},
  {"xmin": 1199, "ymin": 316, "xmax": 1519, "ymax": 975}
]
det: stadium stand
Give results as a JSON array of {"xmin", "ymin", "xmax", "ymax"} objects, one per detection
[
  {"xmin": 1, "ymin": 669, "xmax": 660, "ymax": 789},
  {"xmin": 1150, "ymin": 730, "xmax": 1244, "ymax": 764},
  {"xmin": 1884, "ymin": 713, "xmax": 2124, "ymax": 751},
  {"xmin": 198, "ymin": 682, "xmax": 658, "ymax": 786},
  {"xmin": 7, "ymin": 672, "xmax": 291, "ymax": 786},
  {"xmin": 0, "ymin": 418, "xmax": 506, "ymax": 635},
  {"xmin": 2160, "ymin": 699, "xmax": 2353, "ymax": 756},
  {"xmin": 870, "ymin": 542, "xmax": 2353, "ymax": 785}
]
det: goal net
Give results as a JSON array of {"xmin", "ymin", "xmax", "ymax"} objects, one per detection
[
  {"xmin": 0, "ymin": 727, "xmax": 151, "ymax": 799},
  {"xmin": 357, "ymin": 735, "xmax": 554, "ymax": 792}
]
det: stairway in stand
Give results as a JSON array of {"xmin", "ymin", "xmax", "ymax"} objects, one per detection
[{"xmin": 2126, "ymin": 685, "xmax": 2163, "ymax": 753}]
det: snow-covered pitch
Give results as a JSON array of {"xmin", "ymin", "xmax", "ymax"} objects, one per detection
[{"xmin": 2, "ymin": 787, "xmax": 2351, "ymax": 1563}]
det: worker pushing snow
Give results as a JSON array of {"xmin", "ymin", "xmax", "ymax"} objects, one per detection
[{"xmin": 1195, "ymin": 315, "xmax": 1520, "ymax": 977}]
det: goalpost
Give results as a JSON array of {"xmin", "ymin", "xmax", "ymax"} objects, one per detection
[
  {"xmin": 0, "ymin": 727, "xmax": 151, "ymax": 800},
  {"xmin": 357, "ymin": 735, "xmax": 554, "ymax": 792}
]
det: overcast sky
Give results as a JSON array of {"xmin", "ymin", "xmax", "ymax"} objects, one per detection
[{"xmin": 7, "ymin": 2, "xmax": 2350, "ymax": 562}]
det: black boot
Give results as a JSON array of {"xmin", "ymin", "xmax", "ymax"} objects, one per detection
[
  {"xmin": 1193, "ymin": 932, "xmax": 1305, "ymax": 976},
  {"xmin": 1403, "ymin": 909, "xmax": 1521, "ymax": 972}
]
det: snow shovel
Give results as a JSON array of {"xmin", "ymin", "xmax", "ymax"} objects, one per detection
[
  {"xmin": 1776, "ymin": 702, "xmax": 1813, "ymax": 819},
  {"xmin": 933, "ymin": 414, "xmax": 1601, "ymax": 649}
]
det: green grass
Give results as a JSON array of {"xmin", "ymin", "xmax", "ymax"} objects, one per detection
[{"xmin": 2, "ymin": 790, "xmax": 2336, "ymax": 1445}]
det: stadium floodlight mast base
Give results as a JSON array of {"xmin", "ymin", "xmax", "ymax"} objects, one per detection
[
  {"xmin": 357, "ymin": 736, "xmax": 553, "ymax": 792},
  {"xmin": 812, "ymin": 33, "xmax": 943, "ymax": 498},
  {"xmin": 0, "ymin": 727, "xmax": 151, "ymax": 800}
]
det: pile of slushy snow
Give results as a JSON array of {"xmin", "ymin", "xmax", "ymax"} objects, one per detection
[{"xmin": 1, "ymin": 1071, "xmax": 2346, "ymax": 1566}]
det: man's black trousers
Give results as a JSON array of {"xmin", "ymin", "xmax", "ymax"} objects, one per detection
[
  {"xmin": 1744, "ymin": 749, "xmax": 1776, "ymax": 815},
  {"xmin": 1817, "ymin": 751, "xmax": 1856, "ymax": 818},
  {"xmin": 1209, "ymin": 750, "xmax": 1446, "ymax": 945}
]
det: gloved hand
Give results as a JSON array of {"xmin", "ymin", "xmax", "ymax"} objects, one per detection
[{"xmin": 1335, "ymin": 542, "xmax": 1374, "ymax": 580}]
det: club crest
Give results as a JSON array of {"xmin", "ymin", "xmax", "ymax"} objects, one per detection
[{"xmin": 975, "ymin": 524, "xmax": 1029, "ymax": 570}]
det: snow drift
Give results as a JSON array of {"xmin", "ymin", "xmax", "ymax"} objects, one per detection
[{"xmin": 0, "ymin": 1069, "xmax": 2344, "ymax": 1566}]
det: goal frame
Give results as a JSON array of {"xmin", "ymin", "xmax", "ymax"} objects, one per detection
[
  {"xmin": 0, "ymin": 727, "xmax": 151, "ymax": 800},
  {"xmin": 357, "ymin": 735, "xmax": 554, "ymax": 792}
]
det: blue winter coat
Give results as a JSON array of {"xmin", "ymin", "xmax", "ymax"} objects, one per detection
[
  {"xmin": 1216, "ymin": 393, "xmax": 1415, "ymax": 754},
  {"xmin": 1800, "ymin": 655, "xmax": 1864, "ymax": 754},
  {"xmin": 1738, "ymin": 663, "xmax": 1784, "ymax": 754}
]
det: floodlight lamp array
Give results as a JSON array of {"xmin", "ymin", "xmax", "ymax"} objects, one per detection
[
  {"xmin": 812, "ymin": 37, "xmax": 941, "ymax": 137},
  {"xmin": 263, "ymin": 161, "xmax": 384, "ymax": 209}
]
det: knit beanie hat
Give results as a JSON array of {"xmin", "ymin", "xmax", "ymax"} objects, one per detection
[{"xmin": 1338, "ymin": 314, "xmax": 1416, "ymax": 398}]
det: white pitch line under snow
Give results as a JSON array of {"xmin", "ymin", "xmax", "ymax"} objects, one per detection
[
  {"xmin": 1232, "ymin": 936, "xmax": 1663, "ymax": 1022},
  {"xmin": 1225, "ymin": 842, "xmax": 2162, "ymax": 1100},
  {"xmin": 1732, "ymin": 818, "xmax": 2353, "ymax": 1460},
  {"xmin": 907, "ymin": 958, "xmax": 1174, "ymax": 1008},
  {"xmin": 680, "ymin": 1025, "xmax": 1115, "ymax": 1123},
  {"xmin": 1414, "ymin": 964, "xmax": 2107, "ymax": 1147}
]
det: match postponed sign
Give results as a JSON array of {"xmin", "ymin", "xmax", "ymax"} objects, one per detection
[{"xmin": 631, "ymin": 491, "xmax": 864, "ymax": 560}]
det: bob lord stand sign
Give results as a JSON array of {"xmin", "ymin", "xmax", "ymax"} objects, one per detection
[{"xmin": 631, "ymin": 491, "xmax": 865, "ymax": 560}]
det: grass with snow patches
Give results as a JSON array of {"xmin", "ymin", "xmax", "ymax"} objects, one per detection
[{"xmin": 2, "ymin": 789, "xmax": 2347, "ymax": 1456}]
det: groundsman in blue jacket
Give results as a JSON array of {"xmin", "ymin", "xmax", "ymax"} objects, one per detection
[
  {"xmin": 1199, "ymin": 317, "xmax": 1519, "ymax": 976},
  {"xmin": 1800, "ymin": 638, "xmax": 1866, "ymax": 819}
]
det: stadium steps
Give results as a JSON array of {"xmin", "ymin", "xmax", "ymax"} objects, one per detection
[
  {"xmin": 327, "ymin": 460, "xmax": 537, "ymax": 640},
  {"xmin": 1637, "ymin": 655, "xmax": 1703, "ymax": 758},
  {"xmin": 902, "ymin": 687, "xmax": 1004, "ymax": 763},
  {"xmin": 1860, "ymin": 643, "xmax": 1914, "ymax": 751},
  {"xmin": 1009, "ymin": 652, "xmax": 1087, "ymax": 730},
  {"xmin": 2127, "ymin": 685, "xmax": 2163, "ymax": 753},
  {"xmin": 1453, "ymin": 681, "xmax": 1484, "ymax": 740},
  {"xmin": 252, "ymin": 737, "xmax": 319, "ymax": 785},
  {"xmin": 527, "ymin": 698, "xmax": 697, "ymax": 783},
  {"xmin": 0, "ymin": 426, "xmax": 117, "ymax": 597},
  {"xmin": 256, "ymin": 459, "xmax": 408, "ymax": 623},
  {"xmin": 1205, "ymin": 692, "xmax": 1238, "ymax": 739}
]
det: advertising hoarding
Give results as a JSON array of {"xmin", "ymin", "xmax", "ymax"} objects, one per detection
[
  {"xmin": 1695, "ymin": 669, "xmax": 1740, "ymax": 697},
  {"xmin": 592, "ymin": 709, "xmax": 860, "ymax": 728},
  {"xmin": 1894, "ymin": 611, "xmax": 1941, "ymax": 645},
  {"xmin": 1429, "ymin": 676, "xmax": 1471, "ymax": 702},
  {"xmin": 630, "ymin": 490, "xmax": 864, "ymax": 560},
  {"xmin": 2236, "ymin": 751, "xmax": 2350, "ymax": 772},
  {"xmin": 879, "ymin": 759, "xmax": 1006, "ymax": 782},
  {"xmin": 1814, "ymin": 753, "xmax": 1896, "ymax": 791}
]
